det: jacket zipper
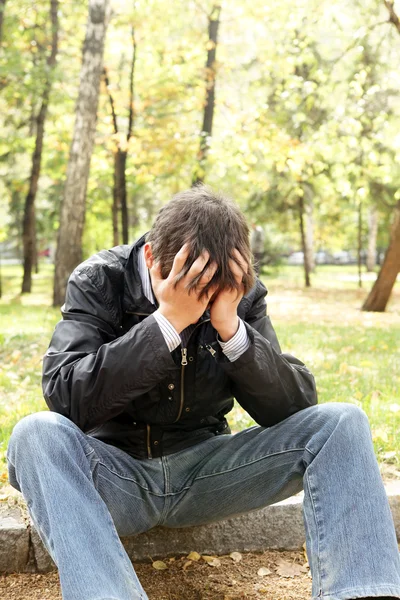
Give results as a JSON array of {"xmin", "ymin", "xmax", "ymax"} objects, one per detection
[
  {"xmin": 174, "ymin": 318, "xmax": 210, "ymax": 423},
  {"xmin": 146, "ymin": 424, "xmax": 152, "ymax": 459},
  {"xmin": 126, "ymin": 311, "xmax": 211, "ymax": 445}
]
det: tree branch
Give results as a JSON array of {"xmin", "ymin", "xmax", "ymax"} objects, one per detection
[
  {"xmin": 103, "ymin": 66, "xmax": 118, "ymax": 135},
  {"xmin": 384, "ymin": 0, "xmax": 400, "ymax": 34},
  {"xmin": 127, "ymin": 24, "xmax": 136, "ymax": 142}
]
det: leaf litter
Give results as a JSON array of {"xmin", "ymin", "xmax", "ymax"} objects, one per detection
[{"xmin": 0, "ymin": 550, "xmax": 312, "ymax": 599}]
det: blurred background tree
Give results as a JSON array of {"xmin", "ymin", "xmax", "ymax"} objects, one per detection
[{"xmin": 0, "ymin": 0, "xmax": 399, "ymax": 309}]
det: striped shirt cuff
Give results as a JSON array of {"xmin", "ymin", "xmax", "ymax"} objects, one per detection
[
  {"xmin": 153, "ymin": 310, "xmax": 181, "ymax": 352},
  {"xmin": 218, "ymin": 318, "xmax": 250, "ymax": 362}
]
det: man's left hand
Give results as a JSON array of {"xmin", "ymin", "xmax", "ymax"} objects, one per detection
[{"xmin": 210, "ymin": 249, "xmax": 248, "ymax": 342}]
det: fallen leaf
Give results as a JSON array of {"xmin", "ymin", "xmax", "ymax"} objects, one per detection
[
  {"xmin": 182, "ymin": 560, "xmax": 192, "ymax": 571},
  {"xmin": 257, "ymin": 567, "xmax": 272, "ymax": 577},
  {"xmin": 202, "ymin": 555, "xmax": 221, "ymax": 567},
  {"xmin": 254, "ymin": 582, "xmax": 269, "ymax": 593},
  {"xmin": 229, "ymin": 551, "xmax": 242, "ymax": 562},
  {"xmin": 187, "ymin": 551, "xmax": 201, "ymax": 561},
  {"xmin": 275, "ymin": 558, "xmax": 307, "ymax": 578},
  {"xmin": 152, "ymin": 560, "xmax": 168, "ymax": 570}
]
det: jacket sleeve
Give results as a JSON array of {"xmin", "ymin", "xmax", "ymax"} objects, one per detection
[
  {"xmin": 42, "ymin": 267, "xmax": 178, "ymax": 432},
  {"xmin": 216, "ymin": 281, "xmax": 318, "ymax": 427}
]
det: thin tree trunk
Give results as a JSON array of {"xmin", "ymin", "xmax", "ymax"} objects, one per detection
[
  {"xmin": 112, "ymin": 152, "xmax": 119, "ymax": 246},
  {"xmin": 123, "ymin": 24, "xmax": 136, "ymax": 244},
  {"xmin": 362, "ymin": 200, "xmax": 400, "ymax": 311},
  {"xmin": 104, "ymin": 25, "xmax": 135, "ymax": 246},
  {"xmin": 53, "ymin": 0, "xmax": 110, "ymax": 306},
  {"xmin": 366, "ymin": 205, "xmax": 378, "ymax": 272},
  {"xmin": 357, "ymin": 200, "xmax": 363, "ymax": 288},
  {"xmin": 104, "ymin": 66, "xmax": 120, "ymax": 246},
  {"xmin": 21, "ymin": 0, "xmax": 58, "ymax": 294},
  {"xmin": 117, "ymin": 149, "xmax": 128, "ymax": 244},
  {"xmin": 0, "ymin": 0, "xmax": 6, "ymax": 44},
  {"xmin": 192, "ymin": 5, "xmax": 221, "ymax": 185},
  {"xmin": 299, "ymin": 197, "xmax": 311, "ymax": 288},
  {"xmin": 305, "ymin": 201, "xmax": 315, "ymax": 272}
]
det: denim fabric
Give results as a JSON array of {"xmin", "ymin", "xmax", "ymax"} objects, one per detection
[{"xmin": 7, "ymin": 402, "xmax": 400, "ymax": 600}]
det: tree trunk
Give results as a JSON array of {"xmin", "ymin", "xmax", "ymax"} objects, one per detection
[
  {"xmin": 0, "ymin": 0, "xmax": 6, "ymax": 44},
  {"xmin": 305, "ymin": 201, "xmax": 315, "ymax": 272},
  {"xmin": 366, "ymin": 205, "xmax": 378, "ymax": 272},
  {"xmin": 21, "ymin": 0, "xmax": 58, "ymax": 294},
  {"xmin": 299, "ymin": 197, "xmax": 311, "ymax": 288},
  {"xmin": 119, "ymin": 150, "xmax": 128, "ymax": 244},
  {"xmin": 362, "ymin": 199, "xmax": 400, "ymax": 311},
  {"xmin": 114, "ymin": 149, "xmax": 128, "ymax": 244},
  {"xmin": 192, "ymin": 5, "xmax": 221, "ymax": 185},
  {"xmin": 53, "ymin": 0, "xmax": 109, "ymax": 306},
  {"xmin": 357, "ymin": 200, "xmax": 363, "ymax": 288},
  {"xmin": 112, "ymin": 152, "xmax": 119, "ymax": 247},
  {"xmin": 104, "ymin": 25, "xmax": 135, "ymax": 247}
]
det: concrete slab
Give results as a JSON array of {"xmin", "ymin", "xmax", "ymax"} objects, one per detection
[
  {"xmin": 1, "ymin": 483, "xmax": 399, "ymax": 573},
  {"xmin": 0, "ymin": 503, "xmax": 29, "ymax": 573}
]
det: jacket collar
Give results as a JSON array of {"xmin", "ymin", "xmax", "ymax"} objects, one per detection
[{"xmin": 122, "ymin": 233, "xmax": 157, "ymax": 314}]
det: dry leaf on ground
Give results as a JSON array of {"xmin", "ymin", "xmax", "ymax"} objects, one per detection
[
  {"xmin": 187, "ymin": 551, "xmax": 201, "ymax": 561},
  {"xmin": 229, "ymin": 552, "xmax": 242, "ymax": 562},
  {"xmin": 257, "ymin": 567, "xmax": 272, "ymax": 577},
  {"xmin": 202, "ymin": 555, "xmax": 221, "ymax": 567},
  {"xmin": 275, "ymin": 558, "xmax": 308, "ymax": 578},
  {"xmin": 152, "ymin": 560, "xmax": 168, "ymax": 571}
]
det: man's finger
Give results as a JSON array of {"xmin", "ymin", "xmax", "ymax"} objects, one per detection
[
  {"xmin": 168, "ymin": 243, "xmax": 191, "ymax": 280},
  {"xmin": 232, "ymin": 249, "xmax": 249, "ymax": 275},
  {"xmin": 199, "ymin": 261, "xmax": 218, "ymax": 287},
  {"xmin": 185, "ymin": 250, "xmax": 210, "ymax": 283}
]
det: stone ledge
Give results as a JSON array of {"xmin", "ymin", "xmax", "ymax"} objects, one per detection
[{"xmin": 0, "ymin": 481, "xmax": 399, "ymax": 574}]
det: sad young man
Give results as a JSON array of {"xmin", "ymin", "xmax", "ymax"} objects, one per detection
[{"xmin": 7, "ymin": 186, "xmax": 400, "ymax": 600}]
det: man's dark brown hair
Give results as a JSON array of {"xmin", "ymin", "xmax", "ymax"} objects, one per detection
[{"xmin": 146, "ymin": 185, "xmax": 256, "ymax": 300}]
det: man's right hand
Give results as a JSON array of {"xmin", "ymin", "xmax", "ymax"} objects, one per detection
[{"xmin": 150, "ymin": 244, "xmax": 218, "ymax": 334}]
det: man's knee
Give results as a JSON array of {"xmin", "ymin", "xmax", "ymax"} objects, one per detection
[
  {"xmin": 7, "ymin": 411, "xmax": 76, "ymax": 457},
  {"xmin": 304, "ymin": 402, "xmax": 371, "ymax": 458},
  {"xmin": 318, "ymin": 401, "xmax": 370, "ymax": 429}
]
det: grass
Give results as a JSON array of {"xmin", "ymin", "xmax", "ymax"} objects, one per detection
[{"xmin": 0, "ymin": 261, "xmax": 399, "ymax": 490}]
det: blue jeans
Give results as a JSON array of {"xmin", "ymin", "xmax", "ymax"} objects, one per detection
[{"xmin": 7, "ymin": 402, "xmax": 400, "ymax": 600}]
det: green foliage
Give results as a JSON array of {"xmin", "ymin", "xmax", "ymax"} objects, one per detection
[{"xmin": 1, "ymin": 0, "xmax": 400, "ymax": 261}]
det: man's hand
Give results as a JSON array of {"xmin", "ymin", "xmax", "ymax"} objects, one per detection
[
  {"xmin": 150, "ymin": 244, "xmax": 218, "ymax": 334},
  {"xmin": 210, "ymin": 249, "xmax": 248, "ymax": 341}
]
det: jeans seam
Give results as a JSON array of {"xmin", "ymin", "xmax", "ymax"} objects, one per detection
[
  {"xmin": 194, "ymin": 447, "xmax": 307, "ymax": 480},
  {"xmin": 96, "ymin": 460, "xmax": 165, "ymax": 496},
  {"xmin": 305, "ymin": 468, "xmax": 322, "ymax": 598},
  {"xmin": 306, "ymin": 463, "xmax": 330, "ymax": 598},
  {"xmin": 157, "ymin": 457, "xmax": 171, "ymax": 526}
]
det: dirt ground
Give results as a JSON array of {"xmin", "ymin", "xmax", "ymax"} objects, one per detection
[{"xmin": 0, "ymin": 550, "xmax": 312, "ymax": 600}]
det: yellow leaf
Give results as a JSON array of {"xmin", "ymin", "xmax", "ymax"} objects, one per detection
[
  {"xmin": 182, "ymin": 560, "xmax": 192, "ymax": 571},
  {"xmin": 202, "ymin": 555, "xmax": 221, "ymax": 567},
  {"xmin": 187, "ymin": 551, "xmax": 201, "ymax": 561},
  {"xmin": 152, "ymin": 560, "xmax": 168, "ymax": 571}
]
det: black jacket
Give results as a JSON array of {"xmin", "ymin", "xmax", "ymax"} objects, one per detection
[{"xmin": 42, "ymin": 234, "xmax": 318, "ymax": 459}]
